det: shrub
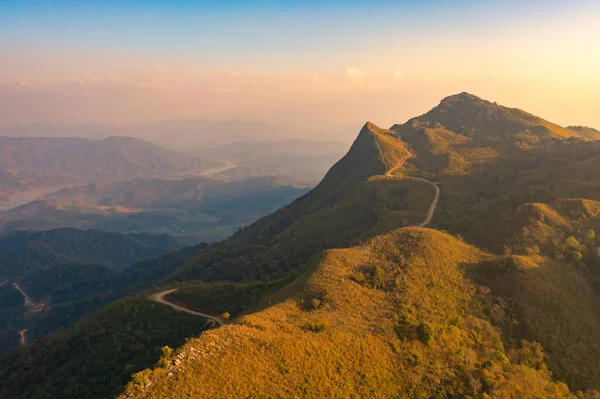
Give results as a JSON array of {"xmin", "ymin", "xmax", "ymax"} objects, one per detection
[
  {"xmin": 302, "ymin": 321, "xmax": 329, "ymax": 333},
  {"xmin": 417, "ymin": 322, "xmax": 434, "ymax": 344}
]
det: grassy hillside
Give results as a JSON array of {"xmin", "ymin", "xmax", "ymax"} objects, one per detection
[
  {"xmin": 0, "ymin": 295, "xmax": 211, "ymax": 399},
  {"xmin": 119, "ymin": 228, "xmax": 575, "ymax": 399}
]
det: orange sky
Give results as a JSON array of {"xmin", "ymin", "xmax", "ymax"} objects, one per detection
[{"xmin": 1, "ymin": 1, "xmax": 599, "ymax": 138}]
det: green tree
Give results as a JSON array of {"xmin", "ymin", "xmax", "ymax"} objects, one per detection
[
  {"xmin": 417, "ymin": 322, "xmax": 434, "ymax": 344},
  {"xmin": 564, "ymin": 236, "xmax": 581, "ymax": 250},
  {"xmin": 584, "ymin": 229, "xmax": 596, "ymax": 245},
  {"xmin": 561, "ymin": 236, "xmax": 583, "ymax": 262},
  {"xmin": 157, "ymin": 346, "xmax": 173, "ymax": 368}
]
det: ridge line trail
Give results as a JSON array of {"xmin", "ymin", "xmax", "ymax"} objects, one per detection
[
  {"xmin": 385, "ymin": 146, "xmax": 440, "ymax": 227},
  {"xmin": 149, "ymin": 289, "xmax": 225, "ymax": 326},
  {"xmin": 411, "ymin": 177, "xmax": 440, "ymax": 227}
]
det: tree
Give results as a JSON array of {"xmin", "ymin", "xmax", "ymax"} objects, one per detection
[
  {"xmin": 560, "ymin": 236, "xmax": 583, "ymax": 262},
  {"xmin": 584, "ymin": 229, "xmax": 596, "ymax": 245},
  {"xmin": 417, "ymin": 322, "xmax": 434, "ymax": 344},
  {"xmin": 564, "ymin": 236, "xmax": 581, "ymax": 250},
  {"xmin": 518, "ymin": 340, "xmax": 546, "ymax": 370}
]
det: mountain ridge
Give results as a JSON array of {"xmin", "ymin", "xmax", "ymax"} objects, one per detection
[{"xmin": 3, "ymin": 93, "xmax": 600, "ymax": 399}]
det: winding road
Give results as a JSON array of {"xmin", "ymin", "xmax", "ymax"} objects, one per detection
[
  {"xmin": 385, "ymin": 147, "xmax": 440, "ymax": 228},
  {"xmin": 410, "ymin": 177, "xmax": 440, "ymax": 227},
  {"xmin": 150, "ymin": 144, "xmax": 439, "ymax": 319},
  {"xmin": 149, "ymin": 289, "xmax": 225, "ymax": 327}
]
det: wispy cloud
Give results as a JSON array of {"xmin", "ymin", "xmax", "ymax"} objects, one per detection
[
  {"xmin": 156, "ymin": 65, "xmax": 169, "ymax": 74},
  {"xmin": 17, "ymin": 80, "xmax": 28, "ymax": 87},
  {"xmin": 345, "ymin": 68, "xmax": 365, "ymax": 79},
  {"xmin": 78, "ymin": 76, "xmax": 97, "ymax": 85}
]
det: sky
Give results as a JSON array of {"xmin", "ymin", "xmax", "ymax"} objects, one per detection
[{"xmin": 1, "ymin": 0, "xmax": 599, "ymax": 139}]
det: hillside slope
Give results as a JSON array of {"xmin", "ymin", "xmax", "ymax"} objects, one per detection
[
  {"xmin": 120, "ymin": 228, "xmax": 574, "ymax": 399},
  {"xmin": 0, "ymin": 228, "xmax": 183, "ymax": 278},
  {"xmin": 0, "ymin": 228, "xmax": 186, "ymax": 352}
]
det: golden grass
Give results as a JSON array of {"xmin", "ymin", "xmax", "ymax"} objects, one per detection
[{"xmin": 120, "ymin": 228, "xmax": 575, "ymax": 399}]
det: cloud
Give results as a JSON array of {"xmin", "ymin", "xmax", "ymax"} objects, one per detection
[
  {"xmin": 216, "ymin": 69, "xmax": 239, "ymax": 76},
  {"xmin": 345, "ymin": 68, "xmax": 365, "ymax": 78},
  {"xmin": 394, "ymin": 71, "xmax": 404, "ymax": 79},
  {"xmin": 17, "ymin": 80, "xmax": 28, "ymax": 87},
  {"xmin": 78, "ymin": 76, "xmax": 97, "ymax": 85},
  {"xmin": 156, "ymin": 65, "xmax": 169, "ymax": 74}
]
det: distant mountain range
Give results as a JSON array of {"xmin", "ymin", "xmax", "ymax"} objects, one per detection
[
  {"xmin": 0, "ymin": 120, "xmax": 355, "ymax": 151},
  {"xmin": 0, "ymin": 136, "xmax": 223, "ymax": 189},
  {"xmin": 0, "ymin": 176, "xmax": 310, "ymax": 240}
]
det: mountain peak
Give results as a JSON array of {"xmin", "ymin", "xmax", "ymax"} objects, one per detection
[
  {"xmin": 435, "ymin": 92, "xmax": 499, "ymax": 114},
  {"xmin": 310, "ymin": 122, "xmax": 409, "ymax": 197},
  {"xmin": 357, "ymin": 121, "xmax": 385, "ymax": 139},
  {"xmin": 439, "ymin": 92, "xmax": 484, "ymax": 105}
]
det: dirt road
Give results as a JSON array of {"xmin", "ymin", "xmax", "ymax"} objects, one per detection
[
  {"xmin": 385, "ymin": 147, "xmax": 440, "ymax": 227},
  {"xmin": 149, "ymin": 289, "xmax": 225, "ymax": 326},
  {"xmin": 410, "ymin": 177, "xmax": 440, "ymax": 227},
  {"xmin": 13, "ymin": 283, "xmax": 33, "ymax": 307}
]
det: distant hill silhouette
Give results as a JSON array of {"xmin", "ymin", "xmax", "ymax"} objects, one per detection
[{"xmin": 0, "ymin": 136, "xmax": 223, "ymax": 188}]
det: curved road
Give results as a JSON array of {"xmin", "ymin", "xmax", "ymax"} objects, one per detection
[
  {"xmin": 385, "ymin": 147, "xmax": 440, "ymax": 227},
  {"xmin": 410, "ymin": 177, "xmax": 440, "ymax": 227},
  {"xmin": 150, "ymin": 144, "xmax": 440, "ymax": 319},
  {"xmin": 149, "ymin": 289, "xmax": 225, "ymax": 327}
]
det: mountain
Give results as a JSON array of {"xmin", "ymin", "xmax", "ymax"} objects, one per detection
[
  {"xmin": 0, "ymin": 228, "xmax": 184, "ymax": 278},
  {"xmin": 567, "ymin": 125, "xmax": 600, "ymax": 140},
  {"xmin": 2, "ymin": 93, "xmax": 600, "ymax": 399},
  {"xmin": 118, "ymin": 229, "xmax": 572, "ymax": 399},
  {"xmin": 0, "ymin": 228, "xmax": 186, "ymax": 353},
  {"xmin": 0, "ymin": 136, "xmax": 223, "ymax": 189},
  {"xmin": 0, "ymin": 176, "xmax": 311, "ymax": 240}
]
